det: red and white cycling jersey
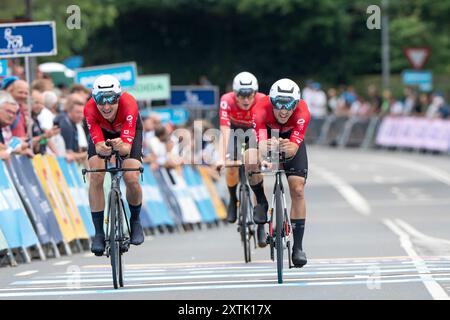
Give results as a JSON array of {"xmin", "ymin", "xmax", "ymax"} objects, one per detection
[
  {"xmin": 253, "ymin": 96, "xmax": 311, "ymax": 146},
  {"xmin": 219, "ymin": 92, "xmax": 266, "ymax": 129},
  {"xmin": 84, "ymin": 92, "xmax": 139, "ymax": 145}
]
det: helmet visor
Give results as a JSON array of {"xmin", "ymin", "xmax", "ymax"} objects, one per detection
[
  {"xmin": 271, "ymin": 96, "xmax": 298, "ymax": 111},
  {"xmin": 236, "ymin": 88, "xmax": 256, "ymax": 98},
  {"xmin": 93, "ymin": 91, "xmax": 121, "ymax": 105}
]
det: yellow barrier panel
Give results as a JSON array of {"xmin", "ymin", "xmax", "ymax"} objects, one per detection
[
  {"xmin": 32, "ymin": 155, "xmax": 77, "ymax": 243},
  {"xmin": 197, "ymin": 166, "xmax": 227, "ymax": 220},
  {"xmin": 44, "ymin": 156, "xmax": 88, "ymax": 240}
]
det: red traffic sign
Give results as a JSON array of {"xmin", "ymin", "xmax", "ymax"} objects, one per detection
[{"xmin": 403, "ymin": 47, "xmax": 431, "ymax": 69}]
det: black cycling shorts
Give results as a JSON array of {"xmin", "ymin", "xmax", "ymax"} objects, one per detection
[
  {"xmin": 86, "ymin": 115, "xmax": 143, "ymax": 162},
  {"xmin": 282, "ymin": 141, "xmax": 308, "ymax": 179},
  {"xmin": 265, "ymin": 127, "xmax": 308, "ymax": 180},
  {"xmin": 226, "ymin": 124, "xmax": 257, "ymax": 161}
]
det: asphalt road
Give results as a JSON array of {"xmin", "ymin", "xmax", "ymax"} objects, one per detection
[{"xmin": 1, "ymin": 146, "xmax": 450, "ymax": 300}]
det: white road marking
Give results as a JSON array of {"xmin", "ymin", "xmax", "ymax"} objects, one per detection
[
  {"xmin": 374, "ymin": 157, "xmax": 450, "ymax": 187},
  {"xmin": 14, "ymin": 270, "xmax": 38, "ymax": 277},
  {"xmin": 53, "ymin": 261, "xmax": 72, "ymax": 266},
  {"xmin": 4, "ymin": 276, "xmax": 450, "ymax": 298},
  {"xmin": 394, "ymin": 219, "xmax": 450, "ymax": 246},
  {"xmin": 311, "ymin": 165, "xmax": 371, "ymax": 216},
  {"xmin": 383, "ymin": 219, "xmax": 449, "ymax": 300}
]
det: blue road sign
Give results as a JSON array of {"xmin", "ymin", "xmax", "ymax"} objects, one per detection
[
  {"xmin": 74, "ymin": 62, "xmax": 137, "ymax": 89},
  {"xmin": 141, "ymin": 107, "xmax": 190, "ymax": 125},
  {"xmin": 171, "ymin": 86, "xmax": 219, "ymax": 109},
  {"xmin": 0, "ymin": 59, "xmax": 7, "ymax": 76},
  {"xmin": 402, "ymin": 70, "xmax": 433, "ymax": 92},
  {"xmin": 0, "ymin": 21, "xmax": 57, "ymax": 58}
]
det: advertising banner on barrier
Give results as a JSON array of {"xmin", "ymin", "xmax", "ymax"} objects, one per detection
[
  {"xmin": 0, "ymin": 161, "xmax": 39, "ymax": 249},
  {"xmin": 163, "ymin": 168, "xmax": 202, "ymax": 224},
  {"xmin": 32, "ymin": 155, "xmax": 77, "ymax": 242},
  {"xmin": 376, "ymin": 117, "xmax": 450, "ymax": 151},
  {"xmin": 197, "ymin": 167, "xmax": 227, "ymax": 220},
  {"xmin": 118, "ymin": 179, "xmax": 154, "ymax": 229},
  {"xmin": 153, "ymin": 169, "xmax": 183, "ymax": 225},
  {"xmin": 182, "ymin": 166, "xmax": 218, "ymax": 223},
  {"xmin": 0, "ymin": 228, "xmax": 8, "ymax": 250},
  {"xmin": 8, "ymin": 155, "xmax": 63, "ymax": 245},
  {"xmin": 44, "ymin": 156, "xmax": 88, "ymax": 239},
  {"xmin": 141, "ymin": 165, "xmax": 175, "ymax": 227},
  {"xmin": 57, "ymin": 158, "xmax": 94, "ymax": 237}
]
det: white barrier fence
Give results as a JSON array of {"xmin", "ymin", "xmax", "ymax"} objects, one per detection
[{"xmin": 375, "ymin": 117, "xmax": 450, "ymax": 152}]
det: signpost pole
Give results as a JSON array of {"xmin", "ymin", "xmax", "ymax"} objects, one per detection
[{"xmin": 24, "ymin": 56, "xmax": 33, "ymax": 145}]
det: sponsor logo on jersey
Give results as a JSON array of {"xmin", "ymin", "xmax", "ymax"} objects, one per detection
[
  {"xmin": 220, "ymin": 101, "xmax": 228, "ymax": 109},
  {"xmin": 126, "ymin": 115, "xmax": 133, "ymax": 123}
]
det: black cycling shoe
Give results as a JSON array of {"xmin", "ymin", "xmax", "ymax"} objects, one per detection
[
  {"xmin": 257, "ymin": 225, "xmax": 267, "ymax": 248},
  {"xmin": 227, "ymin": 200, "xmax": 238, "ymax": 223},
  {"xmin": 253, "ymin": 202, "xmax": 268, "ymax": 224},
  {"xmin": 91, "ymin": 233, "xmax": 105, "ymax": 256},
  {"xmin": 130, "ymin": 221, "xmax": 145, "ymax": 245},
  {"xmin": 292, "ymin": 247, "xmax": 307, "ymax": 268}
]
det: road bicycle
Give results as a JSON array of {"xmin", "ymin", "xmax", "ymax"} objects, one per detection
[
  {"xmin": 82, "ymin": 147, "xmax": 143, "ymax": 289},
  {"xmin": 251, "ymin": 151, "xmax": 303, "ymax": 284},
  {"xmin": 223, "ymin": 142, "xmax": 257, "ymax": 263}
]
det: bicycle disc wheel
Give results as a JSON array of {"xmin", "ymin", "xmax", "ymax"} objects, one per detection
[
  {"xmin": 275, "ymin": 182, "xmax": 284, "ymax": 284},
  {"xmin": 109, "ymin": 191, "xmax": 120, "ymax": 289}
]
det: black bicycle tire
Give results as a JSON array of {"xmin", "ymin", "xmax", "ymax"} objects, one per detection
[
  {"xmin": 275, "ymin": 181, "xmax": 284, "ymax": 284},
  {"xmin": 240, "ymin": 185, "xmax": 250, "ymax": 263},
  {"xmin": 109, "ymin": 191, "xmax": 120, "ymax": 289},
  {"xmin": 117, "ymin": 195, "xmax": 124, "ymax": 288},
  {"xmin": 245, "ymin": 187, "xmax": 252, "ymax": 262}
]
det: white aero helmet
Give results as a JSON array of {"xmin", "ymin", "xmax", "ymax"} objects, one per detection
[
  {"xmin": 92, "ymin": 74, "xmax": 122, "ymax": 105},
  {"xmin": 269, "ymin": 78, "xmax": 301, "ymax": 111},
  {"xmin": 232, "ymin": 71, "xmax": 258, "ymax": 97}
]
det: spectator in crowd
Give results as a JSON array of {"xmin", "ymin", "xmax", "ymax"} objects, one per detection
[
  {"xmin": 350, "ymin": 96, "xmax": 371, "ymax": 119},
  {"xmin": 0, "ymin": 91, "xmax": 19, "ymax": 160},
  {"xmin": 327, "ymin": 88, "xmax": 339, "ymax": 114},
  {"xmin": 414, "ymin": 93, "xmax": 430, "ymax": 116},
  {"xmin": 426, "ymin": 93, "xmax": 448, "ymax": 119},
  {"xmin": 7, "ymin": 79, "xmax": 30, "ymax": 139},
  {"xmin": 308, "ymin": 82, "xmax": 328, "ymax": 119},
  {"xmin": 366, "ymin": 85, "xmax": 382, "ymax": 116},
  {"xmin": 30, "ymin": 90, "xmax": 60, "ymax": 155},
  {"xmin": 302, "ymin": 80, "xmax": 314, "ymax": 108},
  {"xmin": 54, "ymin": 93, "xmax": 88, "ymax": 162},
  {"xmin": 38, "ymin": 91, "xmax": 59, "ymax": 131},
  {"xmin": 149, "ymin": 125, "xmax": 181, "ymax": 169},
  {"xmin": 402, "ymin": 87, "xmax": 417, "ymax": 116},
  {"xmin": 31, "ymin": 78, "xmax": 54, "ymax": 93},
  {"xmin": 70, "ymin": 84, "xmax": 91, "ymax": 103},
  {"xmin": 142, "ymin": 115, "xmax": 161, "ymax": 169},
  {"xmin": 0, "ymin": 76, "xmax": 19, "ymax": 91}
]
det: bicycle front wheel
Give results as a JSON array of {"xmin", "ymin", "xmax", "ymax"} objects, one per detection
[
  {"xmin": 240, "ymin": 186, "xmax": 251, "ymax": 263},
  {"xmin": 275, "ymin": 182, "xmax": 284, "ymax": 284},
  {"xmin": 109, "ymin": 191, "xmax": 121, "ymax": 289}
]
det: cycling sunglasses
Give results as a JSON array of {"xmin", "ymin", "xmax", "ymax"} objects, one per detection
[
  {"xmin": 93, "ymin": 91, "xmax": 121, "ymax": 105},
  {"xmin": 270, "ymin": 96, "xmax": 298, "ymax": 111},
  {"xmin": 236, "ymin": 89, "xmax": 256, "ymax": 98}
]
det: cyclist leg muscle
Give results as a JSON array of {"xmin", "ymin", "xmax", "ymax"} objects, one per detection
[
  {"xmin": 88, "ymin": 156, "xmax": 107, "ymax": 211},
  {"xmin": 123, "ymin": 158, "xmax": 142, "ymax": 206}
]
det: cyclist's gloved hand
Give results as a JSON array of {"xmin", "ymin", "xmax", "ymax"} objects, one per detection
[{"xmin": 95, "ymin": 141, "xmax": 112, "ymax": 158}]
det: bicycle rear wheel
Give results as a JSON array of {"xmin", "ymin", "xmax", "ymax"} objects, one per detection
[
  {"xmin": 275, "ymin": 182, "xmax": 284, "ymax": 284},
  {"xmin": 109, "ymin": 191, "xmax": 120, "ymax": 289}
]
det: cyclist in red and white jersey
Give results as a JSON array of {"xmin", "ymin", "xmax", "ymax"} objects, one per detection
[
  {"xmin": 217, "ymin": 71, "xmax": 268, "ymax": 247},
  {"xmin": 247, "ymin": 78, "xmax": 310, "ymax": 267},
  {"xmin": 84, "ymin": 75, "xmax": 144, "ymax": 256}
]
